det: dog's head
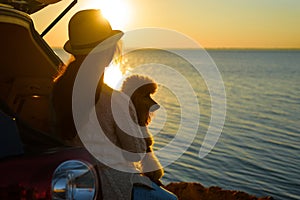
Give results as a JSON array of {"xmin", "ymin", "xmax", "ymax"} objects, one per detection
[{"xmin": 121, "ymin": 75, "xmax": 160, "ymax": 126}]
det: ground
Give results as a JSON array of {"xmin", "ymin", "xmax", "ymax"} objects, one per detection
[{"xmin": 165, "ymin": 182, "xmax": 274, "ymax": 200}]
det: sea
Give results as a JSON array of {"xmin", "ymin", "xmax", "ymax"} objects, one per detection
[{"xmin": 55, "ymin": 48, "xmax": 300, "ymax": 200}]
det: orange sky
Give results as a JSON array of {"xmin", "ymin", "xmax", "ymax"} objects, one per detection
[{"xmin": 32, "ymin": 0, "xmax": 300, "ymax": 49}]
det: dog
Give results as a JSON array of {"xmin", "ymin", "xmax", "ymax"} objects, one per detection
[{"xmin": 121, "ymin": 74, "xmax": 164, "ymax": 186}]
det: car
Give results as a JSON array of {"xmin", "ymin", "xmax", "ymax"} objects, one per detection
[{"xmin": 0, "ymin": 1, "xmax": 102, "ymax": 199}]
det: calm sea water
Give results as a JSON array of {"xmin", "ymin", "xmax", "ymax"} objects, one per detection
[{"xmin": 55, "ymin": 49, "xmax": 300, "ymax": 200}]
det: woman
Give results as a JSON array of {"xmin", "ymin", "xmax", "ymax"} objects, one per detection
[{"xmin": 52, "ymin": 9, "xmax": 177, "ymax": 200}]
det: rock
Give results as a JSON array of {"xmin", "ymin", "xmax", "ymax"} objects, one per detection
[{"xmin": 164, "ymin": 182, "xmax": 274, "ymax": 200}]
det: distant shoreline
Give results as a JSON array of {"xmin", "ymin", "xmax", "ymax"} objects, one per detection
[
  {"xmin": 173, "ymin": 48, "xmax": 300, "ymax": 51},
  {"xmin": 52, "ymin": 47, "xmax": 300, "ymax": 51},
  {"xmin": 204, "ymin": 48, "xmax": 300, "ymax": 51}
]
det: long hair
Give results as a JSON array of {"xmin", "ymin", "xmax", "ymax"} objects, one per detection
[
  {"xmin": 52, "ymin": 42, "xmax": 122, "ymax": 141},
  {"xmin": 52, "ymin": 55, "xmax": 86, "ymax": 140}
]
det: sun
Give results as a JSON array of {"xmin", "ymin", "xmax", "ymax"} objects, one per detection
[{"xmin": 83, "ymin": 0, "xmax": 131, "ymax": 30}]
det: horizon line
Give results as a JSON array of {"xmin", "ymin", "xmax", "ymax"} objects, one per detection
[{"xmin": 51, "ymin": 46, "xmax": 300, "ymax": 51}]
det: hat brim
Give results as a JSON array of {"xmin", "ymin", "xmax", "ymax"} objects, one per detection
[{"xmin": 64, "ymin": 30, "xmax": 123, "ymax": 55}]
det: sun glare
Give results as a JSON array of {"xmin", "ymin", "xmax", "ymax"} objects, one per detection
[
  {"xmin": 84, "ymin": 0, "xmax": 131, "ymax": 30},
  {"xmin": 104, "ymin": 63, "xmax": 125, "ymax": 89}
]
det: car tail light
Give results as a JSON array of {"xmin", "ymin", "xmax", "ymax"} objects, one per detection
[{"xmin": 51, "ymin": 160, "xmax": 98, "ymax": 200}]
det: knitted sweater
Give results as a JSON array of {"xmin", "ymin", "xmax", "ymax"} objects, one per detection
[{"xmin": 78, "ymin": 84, "xmax": 153, "ymax": 200}]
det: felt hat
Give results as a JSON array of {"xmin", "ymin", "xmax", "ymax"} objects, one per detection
[{"xmin": 64, "ymin": 9, "xmax": 124, "ymax": 55}]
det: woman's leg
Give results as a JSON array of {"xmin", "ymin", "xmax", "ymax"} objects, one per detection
[{"xmin": 132, "ymin": 182, "xmax": 177, "ymax": 200}]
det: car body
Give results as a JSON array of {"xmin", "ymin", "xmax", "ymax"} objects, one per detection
[{"xmin": 0, "ymin": 1, "xmax": 102, "ymax": 199}]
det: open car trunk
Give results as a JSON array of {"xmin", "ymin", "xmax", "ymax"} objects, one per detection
[
  {"xmin": 0, "ymin": 5, "xmax": 63, "ymax": 134},
  {"xmin": 0, "ymin": 0, "xmax": 61, "ymax": 14}
]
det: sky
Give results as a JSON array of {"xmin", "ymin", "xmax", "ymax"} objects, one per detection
[{"xmin": 32, "ymin": 0, "xmax": 300, "ymax": 49}]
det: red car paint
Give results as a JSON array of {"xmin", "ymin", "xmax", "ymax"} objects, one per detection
[{"xmin": 0, "ymin": 147, "xmax": 99, "ymax": 200}]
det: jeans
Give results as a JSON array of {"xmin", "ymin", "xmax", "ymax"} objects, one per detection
[{"xmin": 132, "ymin": 182, "xmax": 178, "ymax": 200}]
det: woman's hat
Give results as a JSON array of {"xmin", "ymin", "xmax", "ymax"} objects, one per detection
[{"xmin": 64, "ymin": 9, "xmax": 124, "ymax": 55}]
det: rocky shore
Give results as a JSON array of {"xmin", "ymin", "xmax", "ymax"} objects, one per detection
[{"xmin": 165, "ymin": 182, "xmax": 274, "ymax": 200}]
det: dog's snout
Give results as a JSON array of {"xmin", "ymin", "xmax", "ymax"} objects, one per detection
[{"xmin": 150, "ymin": 103, "xmax": 160, "ymax": 112}]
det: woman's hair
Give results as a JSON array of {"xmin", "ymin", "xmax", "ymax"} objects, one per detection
[
  {"xmin": 53, "ymin": 41, "xmax": 122, "ymax": 83},
  {"xmin": 53, "ymin": 56, "xmax": 75, "ymax": 83},
  {"xmin": 52, "ymin": 42, "xmax": 122, "ymax": 140},
  {"xmin": 51, "ymin": 55, "xmax": 86, "ymax": 140},
  {"xmin": 113, "ymin": 41, "xmax": 122, "ymax": 65}
]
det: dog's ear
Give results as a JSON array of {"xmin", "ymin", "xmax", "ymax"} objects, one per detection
[{"xmin": 145, "ymin": 135, "xmax": 154, "ymax": 150}]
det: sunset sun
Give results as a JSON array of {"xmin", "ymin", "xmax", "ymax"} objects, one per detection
[{"xmin": 84, "ymin": 0, "xmax": 131, "ymax": 30}]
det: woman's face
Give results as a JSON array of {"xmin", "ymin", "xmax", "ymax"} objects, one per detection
[{"xmin": 83, "ymin": 44, "xmax": 117, "ymax": 77}]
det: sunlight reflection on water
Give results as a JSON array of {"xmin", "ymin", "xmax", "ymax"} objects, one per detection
[{"xmin": 55, "ymin": 48, "xmax": 300, "ymax": 200}]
